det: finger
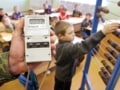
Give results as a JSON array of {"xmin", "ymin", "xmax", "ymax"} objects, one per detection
[
  {"xmin": 50, "ymin": 35, "xmax": 56, "ymax": 43},
  {"xmin": 51, "ymin": 43, "xmax": 56, "ymax": 56},
  {"xmin": 51, "ymin": 43, "xmax": 56, "ymax": 50},
  {"xmin": 52, "ymin": 50, "xmax": 56, "ymax": 56},
  {"xmin": 50, "ymin": 30, "xmax": 55, "ymax": 36},
  {"xmin": 15, "ymin": 18, "xmax": 24, "ymax": 32},
  {"xmin": 111, "ymin": 24, "xmax": 120, "ymax": 30},
  {"xmin": 111, "ymin": 23, "xmax": 119, "ymax": 28}
]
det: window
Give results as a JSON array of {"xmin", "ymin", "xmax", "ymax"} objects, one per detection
[{"xmin": 61, "ymin": 0, "xmax": 107, "ymax": 6}]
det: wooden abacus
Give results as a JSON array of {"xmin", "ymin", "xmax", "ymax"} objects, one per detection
[
  {"xmin": 107, "ymin": 39, "xmax": 120, "ymax": 52},
  {"xmin": 104, "ymin": 52, "xmax": 116, "ymax": 65},
  {"xmin": 106, "ymin": 46, "xmax": 119, "ymax": 59},
  {"xmin": 101, "ymin": 60, "xmax": 113, "ymax": 74},
  {"xmin": 80, "ymin": 1, "xmax": 120, "ymax": 90},
  {"xmin": 99, "ymin": 67, "xmax": 111, "ymax": 85}
]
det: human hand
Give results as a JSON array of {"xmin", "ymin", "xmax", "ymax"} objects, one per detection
[
  {"xmin": 50, "ymin": 30, "xmax": 56, "ymax": 56},
  {"xmin": 9, "ymin": 18, "xmax": 56, "ymax": 75},
  {"xmin": 86, "ymin": 26, "xmax": 92, "ymax": 30},
  {"xmin": 102, "ymin": 23, "xmax": 120, "ymax": 35}
]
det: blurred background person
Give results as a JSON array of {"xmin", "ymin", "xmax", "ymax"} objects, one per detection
[
  {"xmin": 72, "ymin": 4, "xmax": 82, "ymax": 17},
  {"xmin": 43, "ymin": 0, "xmax": 52, "ymax": 14},
  {"xmin": 27, "ymin": 9, "xmax": 35, "ymax": 15},
  {"xmin": 0, "ymin": 8, "xmax": 14, "ymax": 32},
  {"xmin": 59, "ymin": 7, "xmax": 69, "ymax": 20},
  {"xmin": 56, "ymin": 4, "xmax": 65, "ymax": 13},
  {"xmin": 81, "ymin": 13, "xmax": 92, "ymax": 39},
  {"xmin": 11, "ymin": 6, "xmax": 23, "ymax": 20},
  {"xmin": 49, "ymin": 16, "xmax": 59, "ymax": 30}
]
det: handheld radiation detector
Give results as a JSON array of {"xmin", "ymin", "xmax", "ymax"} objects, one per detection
[{"xmin": 24, "ymin": 15, "xmax": 51, "ymax": 63}]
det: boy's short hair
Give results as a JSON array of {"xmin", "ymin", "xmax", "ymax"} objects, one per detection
[
  {"xmin": 49, "ymin": 16, "xmax": 58, "ymax": 22},
  {"xmin": 74, "ymin": 4, "xmax": 78, "ymax": 8},
  {"xmin": 28, "ymin": 9, "xmax": 33, "ymax": 12},
  {"xmin": 27, "ymin": 9, "xmax": 34, "ymax": 15},
  {"xmin": 0, "ymin": 8, "xmax": 3, "ymax": 11},
  {"xmin": 86, "ymin": 13, "xmax": 92, "ymax": 16},
  {"xmin": 54, "ymin": 21, "xmax": 71, "ymax": 36},
  {"xmin": 62, "ymin": 7, "xmax": 67, "ymax": 11},
  {"xmin": 49, "ymin": 16, "xmax": 58, "ymax": 25}
]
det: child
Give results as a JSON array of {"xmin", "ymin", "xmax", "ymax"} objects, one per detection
[
  {"xmin": 43, "ymin": 0, "xmax": 52, "ymax": 14},
  {"xmin": 56, "ymin": 4, "xmax": 65, "ymax": 13},
  {"xmin": 49, "ymin": 16, "xmax": 59, "ymax": 30},
  {"xmin": 0, "ymin": 8, "xmax": 14, "ymax": 32},
  {"xmin": 1, "ymin": 15, "xmax": 14, "ymax": 32},
  {"xmin": 59, "ymin": 8, "xmax": 69, "ymax": 20},
  {"xmin": 12, "ymin": 6, "xmax": 23, "ymax": 20},
  {"xmin": 27, "ymin": 9, "xmax": 35, "ymax": 15},
  {"xmin": 54, "ymin": 21, "xmax": 119, "ymax": 90},
  {"xmin": 72, "ymin": 4, "xmax": 82, "ymax": 17},
  {"xmin": 81, "ymin": 13, "xmax": 92, "ymax": 39}
]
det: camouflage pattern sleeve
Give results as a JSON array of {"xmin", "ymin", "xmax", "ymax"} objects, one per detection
[{"xmin": 0, "ymin": 52, "xmax": 17, "ymax": 86}]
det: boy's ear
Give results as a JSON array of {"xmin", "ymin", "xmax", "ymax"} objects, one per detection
[
  {"xmin": 58, "ymin": 33, "xmax": 64, "ymax": 39},
  {"xmin": 58, "ymin": 33, "xmax": 62, "ymax": 37}
]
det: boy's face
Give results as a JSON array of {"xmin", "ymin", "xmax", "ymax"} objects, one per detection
[
  {"xmin": 61, "ymin": 26, "xmax": 75, "ymax": 41},
  {"xmin": 86, "ymin": 15, "xmax": 91, "ymax": 20},
  {"xmin": 14, "ymin": 7, "xmax": 19, "ymax": 12},
  {"xmin": 0, "ymin": 10, "xmax": 4, "ymax": 15},
  {"xmin": 75, "ymin": 5, "xmax": 78, "ymax": 10}
]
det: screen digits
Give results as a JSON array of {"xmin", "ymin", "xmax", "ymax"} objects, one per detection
[{"xmin": 29, "ymin": 19, "xmax": 45, "ymax": 24}]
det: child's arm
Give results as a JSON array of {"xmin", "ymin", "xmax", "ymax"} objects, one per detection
[{"xmin": 69, "ymin": 23, "xmax": 120, "ymax": 59}]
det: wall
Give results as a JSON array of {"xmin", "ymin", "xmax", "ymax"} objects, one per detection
[
  {"xmin": 29, "ymin": 0, "xmax": 61, "ymax": 9},
  {"xmin": 29, "ymin": 0, "xmax": 52, "ymax": 9},
  {"xmin": 60, "ymin": 1, "xmax": 95, "ymax": 15},
  {"xmin": 103, "ymin": 0, "xmax": 120, "ymax": 19},
  {"xmin": 51, "ymin": 0, "xmax": 61, "ymax": 8},
  {"xmin": 0, "ymin": 0, "xmax": 29, "ymax": 12},
  {"xmin": 0, "ymin": 0, "xmax": 119, "ymax": 19},
  {"xmin": 59, "ymin": 0, "xmax": 120, "ymax": 19}
]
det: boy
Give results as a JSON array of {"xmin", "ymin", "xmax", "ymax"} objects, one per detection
[
  {"xmin": 49, "ymin": 16, "xmax": 59, "ymax": 30},
  {"xmin": 27, "ymin": 9, "xmax": 35, "ymax": 15},
  {"xmin": 81, "ymin": 13, "xmax": 92, "ymax": 39},
  {"xmin": 72, "ymin": 4, "xmax": 82, "ymax": 17},
  {"xmin": 43, "ymin": 0, "xmax": 52, "ymax": 14},
  {"xmin": 12, "ymin": 6, "xmax": 23, "ymax": 20},
  {"xmin": 54, "ymin": 21, "xmax": 119, "ymax": 90}
]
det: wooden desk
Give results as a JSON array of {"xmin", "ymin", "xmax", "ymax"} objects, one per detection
[
  {"xmin": 34, "ymin": 8, "xmax": 71, "ymax": 15},
  {"xmin": 49, "ymin": 12, "xmax": 60, "ymax": 17},
  {"xmin": 63, "ymin": 17, "xmax": 83, "ymax": 25},
  {"xmin": 34, "ymin": 8, "xmax": 56, "ymax": 14},
  {"xmin": 64, "ymin": 17, "xmax": 84, "ymax": 32},
  {"xmin": 34, "ymin": 9, "xmax": 44, "ymax": 14},
  {"xmin": 7, "ymin": 11, "xmax": 13, "ymax": 17}
]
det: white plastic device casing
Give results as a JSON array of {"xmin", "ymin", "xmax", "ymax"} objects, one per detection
[{"xmin": 24, "ymin": 15, "xmax": 51, "ymax": 62}]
